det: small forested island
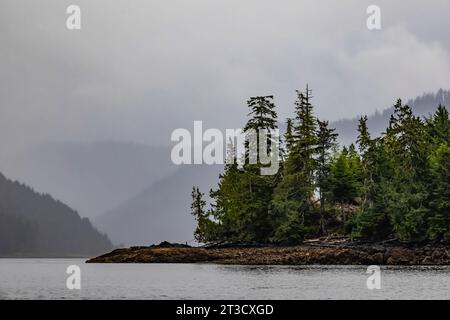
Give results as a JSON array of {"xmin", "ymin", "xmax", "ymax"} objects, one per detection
[{"xmin": 89, "ymin": 86, "xmax": 450, "ymax": 265}]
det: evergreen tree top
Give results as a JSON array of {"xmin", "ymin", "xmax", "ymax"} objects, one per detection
[{"xmin": 244, "ymin": 95, "xmax": 278, "ymax": 132}]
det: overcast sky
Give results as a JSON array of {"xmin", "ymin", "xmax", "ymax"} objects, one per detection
[{"xmin": 1, "ymin": 0, "xmax": 450, "ymax": 154}]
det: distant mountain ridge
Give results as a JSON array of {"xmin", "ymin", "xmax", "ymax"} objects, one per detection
[
  {"xmin": 0, "ymin": 172, "xmax": 112, "ymax": 256},
  {"xmin": 332, "ymin": 89, "xmax": 450, "ymax": 146}
]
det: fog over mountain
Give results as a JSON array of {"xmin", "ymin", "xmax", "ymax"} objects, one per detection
[
  {"xmin": 0, "ymin": 142, "xmax": 176, "ymax": 218},
  {"xmin": 95, "ymin": 165, "xmax": 223, "ymax": 246}
]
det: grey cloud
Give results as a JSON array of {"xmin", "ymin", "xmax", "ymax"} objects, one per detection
[{"xmin": 1, "ymin": 0, "xmax": 450, "ymax": 157}]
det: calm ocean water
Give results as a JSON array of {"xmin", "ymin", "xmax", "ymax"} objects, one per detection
[{"xmin": 0, "ymin": 259, "xmax": 449, "ymax": 299}]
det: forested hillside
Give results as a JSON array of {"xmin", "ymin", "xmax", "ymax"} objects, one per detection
[
  {"xmin": 191, "ymin": 87, "xmax": 450, "ymax": 244},
  {"xmin": 0, "ymin": 173, "xmax": 112, "ymax": 256}
]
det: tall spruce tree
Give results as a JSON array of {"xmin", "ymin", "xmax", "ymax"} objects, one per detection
[
  {"xmin": 354, "ymin": 116, "xmax": 392, "ymax": 240},
  {"xmin": 236, "ymin": 96, "xmax": 279, "ymax": 242},
  {"xmin": 384, "ymin": 100, "xmax": 430, "ymax": 241},
  {"xmin": 208, "ymin": 96, "xmax": 279, "ymax": 244},
  {"xmin": 315, "ymin": 119, "xmax": 338, "ymax": 235},
  {"xmin": 271, "ymin": 86, "xmax": 319, "ymax": 243},
  {"xmin": 244, "ymin": 96, "xmax": 278, "ymax": 164},
  {"xmin": 427, "ymin": 143, "xmax": 450, "ymax": 240},
  {"xmin": 347, "ymin": 143, "xmax": 363, "ymax": 197},
  {"xmin": 291, "ymin": 86, "xmax": 317, "ymax": 176}
]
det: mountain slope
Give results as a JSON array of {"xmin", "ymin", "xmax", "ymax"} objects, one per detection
[
  {"xmin": 95, "ymin": 165, "xmax": 223, "ymax": 246},
  {"xmin": 0, "ymin": 172, "xmax": 112, "ymax": 256},
  {"xmin": 0, "ymin": 141, "xmax": 176, "ymax": 218}
]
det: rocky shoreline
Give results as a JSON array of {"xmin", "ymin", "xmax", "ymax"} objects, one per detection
[{"xmin": 87, "ymin": 241, "xmax": 450, "ymax": 265}]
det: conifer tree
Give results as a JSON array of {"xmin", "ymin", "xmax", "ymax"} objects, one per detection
[
  {"xmin": 291, "ymin": 86, "xmax": 317, "ymax": 176},
  {"xmin": 240, "ymin": 96, "xmax": 279, "ymax": 242},
  {"xmin": 427, "ymin": 143, "xmax": 450, "ymax": 240},
  {"xmin": 356, "ymin": 116, "xmax": 374, "ymax": 209},
  {"xmin": 426, "ymin": 105, "xmax": 450, "ymax": 145},
  {"xmin": 347, "ymin": 144, "xmax": 363, "ymax": 194},
  {"xmin": 315, "ymin": 119, "xmax": 338, "ymax": 234},
  {"xmin": 244, "ymin": 96, "xmax": 278, "ymax": 164},
  {"xmin": 329, "ymin": 148, "xmax": 356, "ymax": 205},
  {"xmin": 271, "ymin": 86, "xmax": 319, "ymax": 243},
  {"xmin": 191, "ymin": 186, "xmax": 210, "ymax": 242},
  {"xmin": 384, "ymin": 100, "xmax": 430, "ymax": 241},
  {"xmin": 354, "ymin": 116, "xmax": 391, "ymax": 239},
  {"xmin": 284, "ymin": 118, "xmax": 295, "ymax": 156},
  {"xmin": 209, "ymin": 142, "xmax": 243, "ymax": 242}
]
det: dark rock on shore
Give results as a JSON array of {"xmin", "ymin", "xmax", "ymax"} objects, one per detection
[{"xmin": 86, "ymin": 243, "xmax": 450, "ymax": 265}]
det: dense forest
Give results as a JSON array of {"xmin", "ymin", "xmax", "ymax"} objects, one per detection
[
  {"xmin": 0, "ymin": 172, "xmax": 112, "ymax": 256},
  {"xmin": 191, "ymin": 86, "xmax": 450, "ymax": 244}
]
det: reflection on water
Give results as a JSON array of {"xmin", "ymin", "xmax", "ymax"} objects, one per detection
[{"xmin": 0, "ymin": 259, "xmax": 449, "ymax": 300}]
